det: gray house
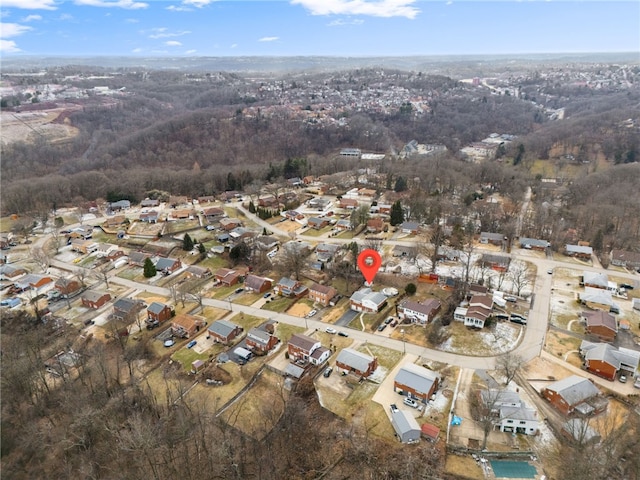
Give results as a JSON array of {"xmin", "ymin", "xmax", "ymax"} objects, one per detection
[{"xmin": 391, "ymin": 410, "xmax": 421, "ymax": 444}]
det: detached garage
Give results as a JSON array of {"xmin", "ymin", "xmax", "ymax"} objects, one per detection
[{"xmin": 391, "ymin": 410, "xmax": 421, "ymax": 444}]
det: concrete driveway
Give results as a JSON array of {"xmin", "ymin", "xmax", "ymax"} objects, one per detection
[
  {"xmin": 372, "ymin": 353, "xmax": 422, "ymax": 420},
  {"xmin": 335, "ymin": 309, "xmax": 358, "ymax": 327}
]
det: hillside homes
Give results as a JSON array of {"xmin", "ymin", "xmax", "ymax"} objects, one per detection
[
  {"xmin": 394, "ymin": 363, "xmax": 440, "ymax": 403},
  {"xmin": 580, "ymin": 341, "xmax": 640, "ymax": 381},
  {"xmin": 335, "ymin": 348, "xmax": 378, "ymax": 378},
  {"xmin": 397, "ymin": 298, "xmax": 441, "ymax": 325},
  {"xmin": 349, "ymin": 288, "xmax": 388, "ymax": 313},
  {"xmin": 581, "ymin": 310, "xmax": 617, "ymax": 342},
  {"xmin": 287, "ymin": 333, "xmax": 330, "ymax": 365},
  {"xmin": 542, "ymin": 375, "xmax": 606, "ymax": 416}
]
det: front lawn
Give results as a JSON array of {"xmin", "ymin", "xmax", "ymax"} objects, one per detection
[
  {"xmin": 171, "ymin": 347, "xmax": 210, "ymax": 372},
  {"xmin": 261, "ymin": 296, "xmax": 296, "ymax": 313}
]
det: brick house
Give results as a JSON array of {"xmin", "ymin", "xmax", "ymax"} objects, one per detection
[
  {"xmin": 245, "ymin": 328, "xmax": 279, "ymax": 354},
  {"xmin": 610, "ymin": 249, "xmax": 640, "ymax": 270},
  {"xmin": 582, "ymin": 310, "xmax": 617, "ymax": 342},
  {"xmin": 542, "ymin": 375, "xmax": 604, "ymax": 416},
  {"xmin": 287, "ymin": 333, "xmax": 321, "ymax": 363},
  {"xmin": 220, "ymin": 218, "xmax": 242, "ymax": 231},
  {"xmin": 481, "ymin": 254, "xmax": 511, "ymax": 272},
  {"xmin": 215, "ymin": 268, "xmax": 241, "ymax": 286},
  {"xmin": 366, "ymin": 217, "xmax": 385, "ymax": 233},
  {"xmin": 155, "ymin": 257, "xmax": 182, "ymax": 275},
  {"xmin": 565, "ymin": 244, "xmax": 593, "ymax": 259},
  {"xmin": 128, "ymin": 251, "xmax": 152, "ymax": 267},
  {"xmin": 335, "ymin": 348, "xmax": 378, "ymax": 378},
  {"xmin": 480, "ymin": 232, "xmax": 505, "ymax": 245},
  {"xmin": 208, "ymin": 320, "xmax": 243, "ymax": 344},
  {"xmin": 171, "ymin": 314, "xmax": 206, "ymax": 338},
  {"xmin": 185, "ymin": 265, "xmax": 212, "ymax": 279},
  {"xmin": 580, "ymin": 340, "xmax": 640, "ymax": 381},
  {"xmin": 81, "ymin": 290, "xmax": 111, "ymax": 309},
  {"xmin": 339, "ymin": 198, "xmax": 359, "ymax": 209},
  {"xmin": 397, "ymin": 298, "xmax": 441, "ymax": 324},
  {"xmin": 394, "ymin": 364, "xmax": 440, "ymax": 403},
  {"xmin": 308, "ymin": 217, "xmax": 330, "ymax": 230},
  {"xmin": 147, "ymin": 302, "xmax": 173, "ymax": 323},
  {"xmin": 274, "ymin": 277, "xmax": 308, "ymax": 298},
  {"xmin": 463, "ymin": 294, "xmax": 493, "ymax": 328},
  {"xmin": 243, "ymin": 274, "xmax": 272, "ymax": 293},
  {"xmin": 54, "ymin": 277, "xmax": 83, "ymax": 297},
  {"xmin": 349, "ymin": 288, "xmax": 388, "ymax": 313},
  {"xmin": 308, "ymin": 283, "xmax": 338, "ymax": 307},
  {"xmin": 112, "ymin": 298, "xmax": 146, "ymax": 324}
]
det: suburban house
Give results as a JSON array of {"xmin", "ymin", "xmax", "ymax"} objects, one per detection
[
  {"xmin": 15, "ymin": 274, "xmax": 53, "ymax": 293},
  {"xmin": 274, "ymin": 277, "xmax": 308, "ymax": 298},
  {"xmin": 147, "ymin": 302, "xmax": 173, "ymax": 323},
  {"xmin": 579, "ymin": 287, "xmax": 619, "ymax": 313},
  {"xmin": 581, "ymin": 271, "xmax": 616, "ymax": 291},
  {"xmin": 287, "ymin": 333, "xmax": 322, "ymax": 363},
  {"xmin": 480, "ymin": 232, "xmax": 505, "ymax": 246},
  {"xmin": 245, "ymin": 328, "xmax": 279, "ymax": 354},
  {"xmin": 519, "ymin": 238, "xmax": 550, "ymax": 250},
  {"xmin": 339, "ymin": 198, "xmax": 359, "ymax": 209},
  {"xmin": 308, "ymin": 283, "xmax": 338, "ymax": 307},
  {"xmin": 104, "ymin": 215, "xmax": 127, "ymax": 228},
  {"xmin": 393, "ymin": 245, "xmax": 416, "ymax": 258},
  {"xmin": 109, "ymin": 199, "xmax": 131, "ymax": 211},
  {"xmin": 397, "ymin": 298, "xmax": 441, "ymax": 325},
  {"xmin": 481, "ymin": 389, "xmax": 539, "ymax": 435},
  {"xmin": 185, "ymin": 265, "xmax": 212, "ymax": 279},
  {"xmin": 155, "ymin": 257, "xmax": 182, "ymax": 275},
  {"xmin": 394, "ymin": 363, "xmax": 440, "ymax": 403},
  {"xmin": 198, "ymin": 196, "xmax": 216, "ymax": 204},
  {"xmin": 258, "ymin": 194, "xmax": 278, "ymax": 208},
  {"xmin": 610, "ymin": 249, "xmax": 640, "ymax": 270},
  {"xmin": 542, "ymin": 375, "xmax": 606, "ymax": 416},
  {"xmin": 308, "ymin": 217, "xmax": 330, "ymax": 230},
  {"xmin": 582, "ymin": 310, "xmax": 617, "ymax": 342},
  {"xmin": 140, "ymin": 198, "xmax": 160, "ymax": 208},
  {"xmin": 335, "ymin": 348, "xmax": 378, "ymax": 378},
  {"xmin": 171, "ymin": 314, "xmax": 205, "ymax": 338},
  {"xmin": 208, "ymin": 320, "xmax": 243, "ymax": 345},
  {"xmin": 67, "ymin": 225, "xmax": 93, "ymax": 240},
  {"xmin": 580, "ymin": 340, "xmax": 640, "ymax": 381},
  {"xmin": 309, "ymin": 346, "xmax": 331, "ymax": 366},
  {"xmin": 335, "ymin": 219, "xmax": 352, "ymax": 231},
  {"xmin": 128, "ymin": 251, "xmax": 152, "ymax": 267},
  {"xmin": 139, "ymin": 210, "xmax": 159, "ymax": 223},
  {"xmin": 81, "ymin": 290, "xmax": 111, "ymax": 309},
  {"xmin": 391, "ymin": 410, "xmax": 421, "ymax": 444},
  {"xmin": 349, "ymin": 288, "xmax": 388, "ymax": 313},
  {"xmin": 481, "ymin": 254, "xmax": 511, "ymax": 272},
  {"xmin": 462, "ymin": 295, "xmax": 493, "ymax": 328},
  {"xmin": 112, "ymin": 298, "xmax": 146, "ymax": 324},
  {"xmin": 54, "ymin": 277, "xmax": 83, "ymax": 297},
  {"xmin": 215, "ymin": 268, "xmax": 241, "ymax": 286},
  {"xmin": 202, "ymin": 206, "xmax": 225, "ymax": 219},
  {"xmin": 565, "ymin": 244, "xmax": 593, "ymax": 259},
  {"xmin": 243, "ymin": 275, "xmax": 273, "ymax": 293},
  {"xmin": 366, "ymin": 217, "xmax": 385, "ymax": 233},
  {"xmin": 400, "ymin": 221, "xmax": 420, "ymax": 235},
  {"xmin": 220, "ymin": 218, "xmax": 242, "ymax": 231},
  {"xmin": 307, "ymin": 196, "xmax": 332, "ymax": 212},
  {"xmin": 70, "ymin": 238, "xmax": 99, "ymax": 254},
  {"xmin": 170, "ymin": 209, "xmax": 194, "ymax": 220},
  {"xmin": 0, "ymin": 264, "xmax": 26, "ymax": 280}
]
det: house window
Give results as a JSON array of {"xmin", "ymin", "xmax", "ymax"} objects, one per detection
[
  {"xmin": 519, "ymin": 421, "xmax": 526, "ymax": 425},
  {"xmin": 506, "ymin": 420, "xmax": 513, "ymax": 424}
]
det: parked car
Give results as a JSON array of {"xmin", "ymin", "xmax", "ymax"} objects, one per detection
[
  {"xmin": 384, "ymin": 317, "xmax": 394, "ymax": 324},
  {"xmin": 619, "ymin": 374, "xmax": 628, "ymax": 383},
  {"xmin": 510, "ymin": 316, "xmax": 527, "ymax": 326},
  {"xmin": 263, "ymin": 292, "xmax": 271, "ymax": 298},
  {"xmin": 547, "ymin": 269, "xmax": 553, "ymax": 274},
  {"xmin": 390, "ymin": 320, "xmax": 398, "ymax": 327},
  {"xmin": 495, "ymin": 313, "xmax": 510, "ymax": 321},
  {"xmin": 390, "ymin": 404, "xmax": 399, "ymax": 413},
  {"xmin": 338, "ymin": 331, "xmax": 349, "ymax": 337},
  {"xmin": 187, "ymin": 340, "xmax": 197, "ymax": 349},
  {"xmin": 619, "ymin": 283, "xmax": 634, "ymax": 290},
  {"xmin": 325, "ymin": 327, "xmax": 337, "ymax": 334},
  {"xmin": 164, "ymin": 339, "xmax": 175, "ymax": 348},
  {"xmin": 146, "ymin": 319, "xmax": 160, "ymax": 330},
  {"xmin": 323, "ymin": 367, "xmax": 333, "ymax": 378},
  {"xmin": 504, "ymin": 295, "xmax": 517, "ymax": 303},
  {"xmin": 235, "ymin": 288, "xmax": 244, "ymax": 294},
  {"xmin": 634, "ymin": 377, "xmax": 640, "ymax": 389},
  {"xmin": 306, "ymin": 309, "xmax": 317, "ymax": 318},
  {"xmin": 403, "ymin": 397, "xmax": 419, "ymax": 408},
  {"xmin": 377, "ymin": 324, "xmax": 387, "ymax": 332}
]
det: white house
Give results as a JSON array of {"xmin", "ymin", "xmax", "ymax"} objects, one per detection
[{"xmin": 349, "ymin": 288, "xmax": 388, "ymax": 313}]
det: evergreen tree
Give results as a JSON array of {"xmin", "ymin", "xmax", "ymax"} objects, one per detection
[
  {"xmin": 405, "ymin": 283, "xmax": 417, "ymax": 296},
  {"xmin": 183, "ymin": 233, "xmax": 194, "ymax": 251},
  {"xmin": 394, "ymin": 176, "xmax": 408, "ymax": 192},
  {"xmin": 248, "ymin": 201, "xmax": 256, "ymax": 213},
  {"xmin": 143, "ymin": 258, "xmax": 157, "ymax": 278},
  {"xmin": 390, "ymin": 200, "xmax": 404, "ymax": 226}
]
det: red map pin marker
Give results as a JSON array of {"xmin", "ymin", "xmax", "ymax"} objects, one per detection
[{"xmin": 357, "ymin": 249, "xmax": 382, "ymax": 285}]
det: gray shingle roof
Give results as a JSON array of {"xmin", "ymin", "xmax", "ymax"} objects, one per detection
[
  {"xmin": 395, "ymin": 363, "xmax": 439, "ymax": 395},
  {"xmin": 208, "ymin": 320, "xmax": 240, "ymax": 338},
  {"xmin": 336, "ymin": 348, "xmax": 374, "ymax": 373},
  {"xmin": 546, "ymin": 375, "xmax": 600, "ymax": 406},
  {"xmin": 147, "ymin": 302, "xmax": 168, "ymax": 315}
]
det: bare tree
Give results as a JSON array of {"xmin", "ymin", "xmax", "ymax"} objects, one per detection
[
  {"xmin": 30, "ymin": 246, "xmax": 51, "ymax": 273},
  {"xmin": 277, "ymin": 244, "xmax": 307, "ymax": 280},
  {"xmin": 74, "ymin": 268, "xmax": 89, "ymax": 289},
  {"xmin": 471, "ymin": 387, "xmax": 504, "ymax": 450},
  {"xmin": 364, "ymin": 236, "xmax": 383, "ymax": 253},
  {"xmin": 508, "ymin": 261, "xmax": 532, "ymax": 296},
  {"xmin": 495, "ymin": 352, "xmax": 525, "ymax": 386}
]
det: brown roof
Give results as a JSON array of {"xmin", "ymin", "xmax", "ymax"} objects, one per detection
[
  {"xmin": 289, "ymin": 333, "xmax": 318, "ymax": 352},
  {"xmin": 310, "ymin": 283, "xmax": 337, "ymax": 296},
  {"xmin": 582, "ymin": 310, "xmax": 617, "ymax": 331},
  {"xmin": 172, "ymin": 314, "xmax": 202, "ymax": 331}
]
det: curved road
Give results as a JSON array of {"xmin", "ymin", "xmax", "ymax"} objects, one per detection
[{"xmin": 46, "ymin": 200, "xmax": 639, "ymax": 371}]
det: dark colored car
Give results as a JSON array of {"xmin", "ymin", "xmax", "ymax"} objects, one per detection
[
  {"xmin": 323, "ymin": 367, "xmax": 333, "ymax": 378},
  {"xmin": 377, "ymin": 324, "xmax": 387, "ymax": 332}
]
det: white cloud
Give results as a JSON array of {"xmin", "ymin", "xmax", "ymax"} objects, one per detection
[
  {"xmin": 165, "ymin": 40, "xmax": 182, "ymax": 46},
  {"xmin": 131, "ymin": 47, "xmax": 142, "ymax": 53},
  {"xmin": 0, "ymin": 39, "xmax": 21, "ymax": 52},
  {"xmin": 327, "ymin": 18, "xmax": 364, "ymax": 26},
  {"xmin": 75, "ymin": 0, "xmax": 148, "ymax": 9},
  {"xmin": 125, "ymin": 17, "xmax": 138, "ymax": 23},
  {"xmin": 259, "ymin": 36, "xmax": 278, "ymax": 42},
  {"xmin": 291, "ymin": 0, "xmax": 419, "ymax": 19},
  {"xmin": 166, "ymin": 4, "xmax": 191, "ymax": 11},
  {"xmin": 147, "ymin": 27, "xmax": 190, "ymax": 39},
  {"xmin": 22, "ymin": 14, "xmax": 43, "ymax": 21},
  {"xmin": 185, "ymin": 49, "xmax": 196, "ymax": 54},
  {"xmin": 182, "ymin": 0, "xmax": 217, "ymax": 7},
  {"xmin": 230, "ymin": 43, "xmax": 237, "ymax": 48},
  {"xmin": 1, "ymin": 0, "xmax": 57, "ymax": 10},
  {"xmin": 1, "ymin": 22, "xmax": 33, "ymax": 37},
  {"xmin": 59, "ymin": 13, "xmax": 73, "ymax": 20}
]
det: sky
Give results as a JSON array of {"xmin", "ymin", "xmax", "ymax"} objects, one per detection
[{"xmin": 0, "ymin": 0, "xmax": 639, "ymax": 57}]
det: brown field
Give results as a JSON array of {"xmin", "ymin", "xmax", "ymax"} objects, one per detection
[
  {"xmin": 1, "ymin": 108, "xmax": 80, "ymax": 145},
  {"xmin": 287, "ymin": 302, "xmax": 312, "ymax": 317}
]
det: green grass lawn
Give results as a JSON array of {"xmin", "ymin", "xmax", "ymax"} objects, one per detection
[
  {"xmin": 262, "ymin": 296, "xmax": 296, "ymax": 313},
  {"xmin": 274, "ymin": 322, "xmax": 306, "ymax": 343},
  {"xmin": 171, "ymin": 347, "xmax": 210, "ymax": 372},
  {"xmin": 197, "ymin": 255, "xmax": 229, "ymax": 270},
  {"xmin": 358, "ymin": 344, "xmax": 403, "ymax": 370},
  {"xmin": 235, "ymin": 293, "xmax": 261, "ymax": 306},
  {"xmin": 163, "ymin": 220, "xmax": 201, "ymax": 234},
  {"xmin": 210, "ymin": 284, "xmax": 238, "ymax": 299},
  {"xmin": 302, "ymin": 226, "xmax": 332, "ymax": 237},
  {"xmin": 228, "ymin": 313, "xmax": 266, "ymax": 330}
]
